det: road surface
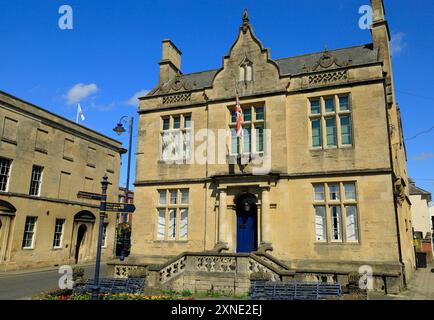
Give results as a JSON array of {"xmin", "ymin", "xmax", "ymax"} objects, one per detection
[{"xmin": 0, "ymin": 264, "xmax": 108, "ymax": 300}]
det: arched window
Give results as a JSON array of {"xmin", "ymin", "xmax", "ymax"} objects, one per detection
[{"xmin": 239, "ymin": 58, "xmax": 253, "ymax": 83}]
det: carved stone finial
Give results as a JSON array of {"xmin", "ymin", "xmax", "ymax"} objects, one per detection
[{"xmin": 242, "ymin": 8, "xmax": 250, "ymax": 32}]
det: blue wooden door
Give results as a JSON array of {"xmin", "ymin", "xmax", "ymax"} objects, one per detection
[{"xmin": 237, "ymin": 211, "xmax": 257, "ymax": 253}]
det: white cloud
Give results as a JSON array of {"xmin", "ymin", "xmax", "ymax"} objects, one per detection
[
  {"xmin": 412, "ymin": 152, "xmax": 434, "ymax": 161},
  {"xmin": 390, "ymin": 32, "xmax": 407, "ymax": 56},
  {"xmin": 127, "ymin": 89, "xmax": 149, "ymax": 106},
  {"xmin": 66, "ymin": 83, "xmax": 98, "ymax": 105}
]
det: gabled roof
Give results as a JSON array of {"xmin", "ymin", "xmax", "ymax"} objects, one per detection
[
  {"xmin": 409, "ymin": 182, "xmax": 432, "ymax": 202},
  {"xmin": 275, "ymin": 44, "xmax": 378, "ymax": 76},
  {"xmin": 146, "ymin": 43, "xmax": 379, "ymax": 97}
]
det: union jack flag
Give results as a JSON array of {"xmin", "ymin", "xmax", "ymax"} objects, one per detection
[{"xmin": 235, "ymin": 95, "xmax": 242, "ymax": 137}]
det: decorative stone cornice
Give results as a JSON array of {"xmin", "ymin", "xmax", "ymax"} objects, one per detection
[{"xmin": 310, "ymin": 48, "xmax": 352, "ymax": 72}]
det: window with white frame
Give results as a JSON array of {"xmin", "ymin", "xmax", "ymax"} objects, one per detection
[
  {"xmin": 313, "ymin": 182, "xmax": 359, "ymax": 243},
  {"xmin": 161, "ymin": 114, "xmax": 192, "ymax": 162},
  {"xmin": 53, "ymin": 219, "xmax": 65, "ymax": 248},
  {"xmin": 0, "ymin": 157, "xmax": 12, "ymax": 192},
  {"xmin": 22, "ymin": 217, "xmax": 37, "ymax": 248},
  {"xmin": 29, "ymin": 165, "xmax": 43, "ymax": 196},
  {"xmin": 157, "ymin": 189, "xmax": 189, "ymax": 240},
  {"xmin": 229, "ymin": 106, "xmax": 264, "ymax": 155},
  {"xmin": 309, "ymin": 95, "xmax": 352, "ymax": 148}
]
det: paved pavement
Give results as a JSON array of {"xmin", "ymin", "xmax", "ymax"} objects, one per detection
[
  {"xmin": 0, "ymin": 263, "xmax": 108, "ymax": 300},
  {"xmin": 1, "ymin": 262, "xmax": 433, "ymax": 300},
  {"xmin": 369, "ymin": 264, "xmax": 434, "ymax": 300}
]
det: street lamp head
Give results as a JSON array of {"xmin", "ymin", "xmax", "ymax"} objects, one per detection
[{"xmin": 113, "ymin": 123, "xmax": 126, "ymax": 135}]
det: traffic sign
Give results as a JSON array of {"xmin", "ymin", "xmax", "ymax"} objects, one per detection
[
  {"xmin": 101, "ymin": 202, "xmax": 136, "ymax": 213},
  {"xmin": 77, "ymin": 191, "xmax": 102, "ymax": 201}
]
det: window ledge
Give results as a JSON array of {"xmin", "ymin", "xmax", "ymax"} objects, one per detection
[
  {"xmin": 1, "ymin": 137, "xmax": 17, "ymax": 145},
  {"xmin": 35, "ymin": 147, "xmax": 48, "ymax": 154},
  {"xmin": 63, "ymin": 156, "xmax": 74, "ymax": 162},
  {"xmin": 157, "ymin": 160, "xmax": 191, "ymax": 165},
  {"xmin": 153, "ymin": 240, "xmax": 189, "ymax": 243},
  {"xmin": 315, "ymin": 242, "xmax": 360, "ymax": 246},
  {"xmin": 87, "ymin": 163, "xmax": 96, "ymax": 168}
]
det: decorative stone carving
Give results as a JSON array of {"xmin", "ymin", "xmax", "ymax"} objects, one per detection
[
  {"xmin": 311, "ymin": 49, "xmax": 351, "ymax": 72},
  {"xmin": 248, "ymin": 258, "xmax": 280, "ymax": 281},
  {"xmin": 242, "ymin": 9, "xmax": 250, "ymax": 33},
  {"xmin": 162, "ymin": 93, "xmax": 192, "ymax": 104},
  {"xmin": 257, "ymin": 242, "xmax": 273, "ymax": 253},
  {"xmin": 160, "ymin": 256, "xmax": 186, "ymax": 283},
  {"xmin": 114, "ymin": 265, "xmax": 138, "ymax": 279},
  {"xmin": 394, "ymin": 176, "xmax": 406, "ymax": 206},
  {"xmin": 308, "ymin": 70, "xmax": 348, "ymax": 85},
  {"xmin": 195, "ymin": 256, "xmax": 236, "ymax": 272},
  {"xmin": 159, "ymin": 72, "xmax": 196, "ymax": 95}
]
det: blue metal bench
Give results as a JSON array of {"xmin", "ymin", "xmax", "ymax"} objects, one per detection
[
  {"xmin": 249, "ymin": 281, "xmax": 342, "ymax": 300},
  {"xmin": 73, "ymin": 278, "xmax": 145, "ymax": 295}
]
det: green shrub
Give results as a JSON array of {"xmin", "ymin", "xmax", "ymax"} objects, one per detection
[
  {"xmin": 73, "ymin": 267, "xmax": 86, "ymax": 285},
  {"xmin": 181, "ymin": 290, "xmax": 192, "ymax": 297}
]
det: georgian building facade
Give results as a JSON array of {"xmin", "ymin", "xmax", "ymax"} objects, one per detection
[
  {"xmin": 0, "ymin": 91, "xmax": 125, "ymax": 271},
  {"xmin": 131, "ymin": 0, "xmax": 415, "ymax": 290}
]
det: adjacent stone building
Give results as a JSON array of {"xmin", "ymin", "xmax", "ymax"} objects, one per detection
[
  {"xmin": 0, "ymin": 91, "xmax": 125, "ymax": 271},
  {"xmin": 124, "ymin": 0, "xmax": 415, "ymax": 293},
  {"xmin": 409, "ymin": 179, "xmax": 432, "ymax": 239},
  {"xmin": 409, "ymin": 179, "xmax": 433, "ymax": 262}
]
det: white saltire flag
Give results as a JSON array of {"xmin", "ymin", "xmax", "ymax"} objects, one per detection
[{"xmin": 76, "ymin": 104, "xmax": 85, "ymax": 123}]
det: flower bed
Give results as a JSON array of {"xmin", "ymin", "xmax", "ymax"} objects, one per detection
[{"xmin": 35, "ymin": 288, "xmax": 193, "ymax": 300}]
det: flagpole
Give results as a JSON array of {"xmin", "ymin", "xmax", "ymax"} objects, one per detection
[
  {"xmin": 235, "ymin": 81, "xmax": 242, "ymax": 158},
  {"xmin": 76, "ymin": 104, "xmax": 79, "ymax": 124}
]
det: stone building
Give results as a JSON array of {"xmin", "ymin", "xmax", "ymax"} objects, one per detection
[
  {"xmin": 0, "ymin": 91, "xmax": 125, "ymax": 271},
  {"xmin": 120, "ymin": 0, "xmax": 415, "ymax": 293},
  {"xmin": 409, "ymin": 179, "xmax": 433, "ymax": 262},
  {"xmin": 409, "ymin": 179, "xmax": 432, "ymax": 239}
]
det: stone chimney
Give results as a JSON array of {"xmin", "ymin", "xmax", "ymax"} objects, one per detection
[
  {"xmin": 370, "ymin": 0, "xmax": 395, "ymax": 106},
  {"xmin": 159, "ymin": 39, "xmax": 182, "ymax": 85},
  {"xmin": 370, "ymin": 0, "xmax": 390, "ymax": 61}
]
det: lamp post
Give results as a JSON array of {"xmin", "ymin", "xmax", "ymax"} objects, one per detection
[
  {"xmin": 92, "ymin": 174, "xmax": 109, "ymax": 300},
  {"xmin": 113, "ymin": 115, "xmax": 134, "ymax": 261}
]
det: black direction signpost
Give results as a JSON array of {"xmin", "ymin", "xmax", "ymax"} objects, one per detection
[
  {"xmin": 92, "ymin": 175, "xmax": 136, "ymax": 300},
  {"xmin": 103, "ymin": 202, "xmax": 136, "ymax": 214}
]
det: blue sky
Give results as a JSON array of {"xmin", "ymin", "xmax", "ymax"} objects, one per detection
[{"xmin": 1, "ymin": 0, "xmax": 433, "ymax": 200}]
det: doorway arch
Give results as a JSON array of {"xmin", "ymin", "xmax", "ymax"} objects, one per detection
[
  {"xmin": 236, "ymin": 193, "xmax": 258, "ymax": 253},
  {"xmin": 71, "ymin": 210, "xmax": 95, "ymax": 264},
  {"xmin": 0, "ymin": 200, "xmax": 16, "ymax": 263},
  {"xmin": 75, "ymin": 224, "xmax": 87, "ymax": 264}
]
